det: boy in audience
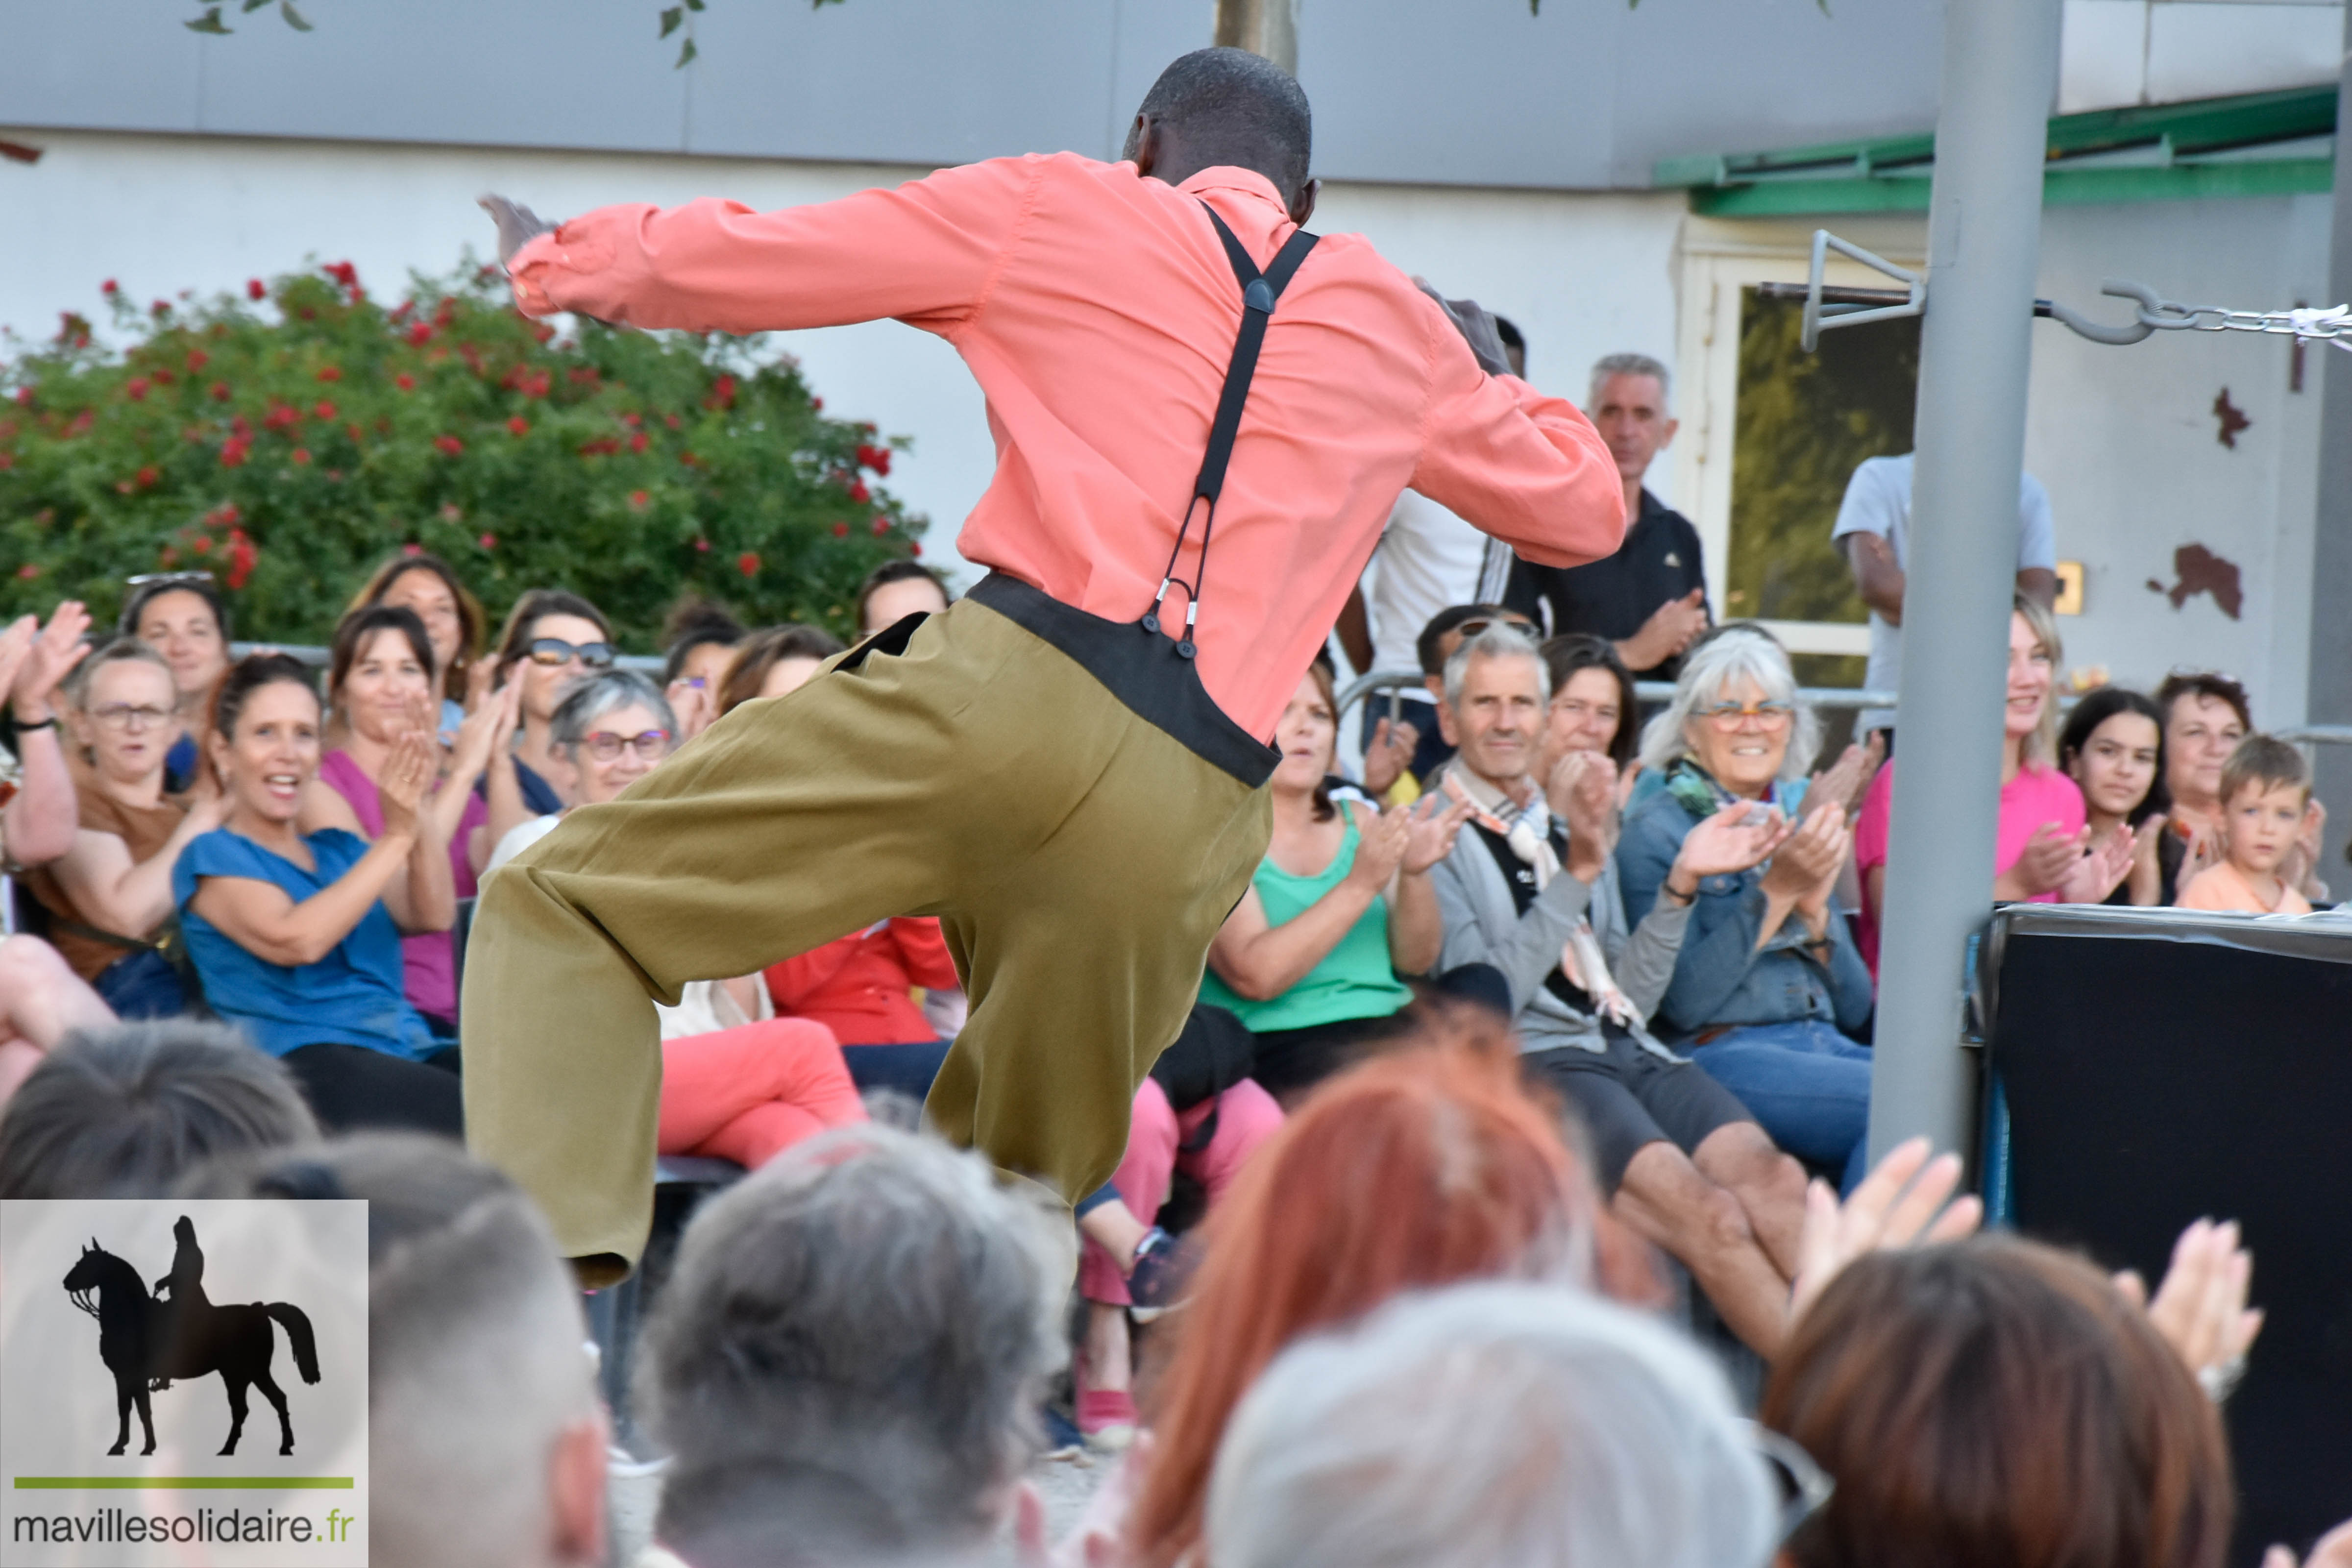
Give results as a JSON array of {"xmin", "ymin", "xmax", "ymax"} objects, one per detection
[{"xmin": 2177, "ymin": 736, "xmax": 2317, "ymax": 915}]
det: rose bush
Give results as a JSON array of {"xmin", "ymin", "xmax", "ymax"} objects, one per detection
[{"xmin": 0, "ymin": 260, "xmax": 923, "ymax": 649}]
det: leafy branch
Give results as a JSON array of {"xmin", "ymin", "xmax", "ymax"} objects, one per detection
[{"xmin": 185, "ymin": 0, "xmax": 308, "ymax": 34}]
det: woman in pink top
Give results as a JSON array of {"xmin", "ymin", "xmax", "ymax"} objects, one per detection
[
  {"xmin": 1853, "ymin": 596, "xmax": 2133, "ymax": 973},
  {"xmin": 302, "ymin": 605, "xmax": 512, "ymax": 1035}
]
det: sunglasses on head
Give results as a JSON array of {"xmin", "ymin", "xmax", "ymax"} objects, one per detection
[
  {"xmin": 526, "ymin": 637, "xmax": 615, "ymax": 669},
  {"xmin": 1454, "ymin": 615, "xmax": 1537, "ymax": 640},
  {"xmin": 124, "ymin": 570, "xmax": 218, "ymax": 590}
]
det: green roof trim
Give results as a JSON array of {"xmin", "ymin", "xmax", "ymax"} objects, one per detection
[{"xmin": 1662, "ymin": 84, "xmax": 2337, "ymax": 211}]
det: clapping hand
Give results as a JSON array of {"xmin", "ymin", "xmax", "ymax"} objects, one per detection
[
  {"xmin": 447, "ymin": 676, "xmax": 520, "ymax": 786},
  {"xmin": 1789, "ymin": 1136, "xmax": 1983, "ymax": 1323},
  {"xmin": 2264, "ymin": 1519, "xmax": 2352, "ymax": 1568},
  {"xmin": 1672, "ymin": 799, "xmax": 1792, "ymax": 884},
  {"xmin": 1620, "ymin": 588, "xmax": 1709, "ymax": 673},
  {"xmin": 2060, "ymin": 822, "xmax": 2137, "ymax": 904},
  {"xmin": 1808, "ymin": 731, "xmax": 1886, "ymax": 821},
  {"xmin": 1548, "ymin": 750, "xmax": 1621, "ymax": 879},
  {"xmin": 2008, "ymin": 822, "xmax": 2088, "ymax": 899},
  {"xmin": 374, "ymin": 730, "xmax": 440, "ymax": 841},
  {"xmin": 12, "ymin": 601, "xmax": 92, "ymax": 719},
  {"xmin": 1362, "ymin": 714, "xmax": 1420, "ymax": 797},
  {"xmin": 1760, "ymin": 801, "xmax": 1847, "ymax": 911},
  {"xmin": 478, "ymin": 195, "xmax": 556, "ymax": 268},
  {"xmin": 1399, "ymin": 792, "xmax": 1477, "ymax": 876},
  {"xmin": 2114, "ymin": 1217, "xmax": 2263, "ymax": 1395}
]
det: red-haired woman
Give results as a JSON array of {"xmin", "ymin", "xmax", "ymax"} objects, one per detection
[{"xmin": 1102, "ymin": 1018, "xmax": 1658, "ymax": 1568}]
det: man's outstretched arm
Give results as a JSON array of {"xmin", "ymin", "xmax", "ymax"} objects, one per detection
[
  {"xmin": 485, "ymin": 156, "xmax": 1044, "ymax": 336},
  {"xmin": 1406, "ymin": 293, "xmax": 1627, "ymax": 571}
]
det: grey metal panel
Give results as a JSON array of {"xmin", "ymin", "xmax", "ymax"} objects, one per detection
[
  {"xmin": 684, "ymin": 0, "xmax": 1119, "ymax": 164},
  {"xmin": 0, "ymin": 0, "xmax": 205, "ymax": 135},
  {"xmin": 191, "ymin": 0, "xmax": 688, "ymax": 152},
  {"xmin": 1606, "ymin": 0, "xmax": 1946, "ymax": 185},
  {"xmin": 1298, "ymin": 0, "xmax": 1623, "ymax": 189}
]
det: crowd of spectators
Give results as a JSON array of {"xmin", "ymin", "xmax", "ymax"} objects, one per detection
[{"xmin": 0, "ymin": 342, "xmax": 2343, "ymax": 1566}]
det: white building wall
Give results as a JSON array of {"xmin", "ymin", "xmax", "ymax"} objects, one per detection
[{"xmin": 0, "ymin": 128, "xmax": 1684, "ymax": 591}]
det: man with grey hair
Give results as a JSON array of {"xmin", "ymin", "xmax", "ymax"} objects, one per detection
[
  {"xmin": 633, "ymin": 1123, "xmax": 1066, "ymax": 1568},
  {"xmin": 1506, "ymin": 351, "xmax": 1711, "ymax": 679},
  {"xmin": 186, "ymin": 1135, "xmax": 608, "ymax": 1568},
  {"xmin": 1205, "ymin": 1282, "xmax": 1780, "ymax": 1568},
  {"xmin": 1426, "ymin": 623, "xmax": 1811, "ymax": 1355}
]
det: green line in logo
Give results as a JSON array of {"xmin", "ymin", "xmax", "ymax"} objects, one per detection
[{"xmin": 13, "ymin": 1477, "xmax": 355, "ymax": 1490}]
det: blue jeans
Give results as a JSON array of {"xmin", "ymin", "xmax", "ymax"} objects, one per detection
[{"xmin": 1686, "ymin": 1019, "xmax": 1872, "ymax": 1191}]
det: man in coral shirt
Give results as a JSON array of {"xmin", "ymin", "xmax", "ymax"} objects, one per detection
[{"xmin": 464, "ymin": 48, "xmax": 1625, "ymax": 1274}]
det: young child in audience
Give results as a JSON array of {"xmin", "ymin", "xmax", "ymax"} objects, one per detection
[{"xmin": 2176, "ymin": 736, "xmax": 2315, "ymax": 916}]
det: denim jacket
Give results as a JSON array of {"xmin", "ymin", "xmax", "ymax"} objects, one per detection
[{"xmin": 1615, "ymin": 783, "xmax": 1875, "ymax": 1041}]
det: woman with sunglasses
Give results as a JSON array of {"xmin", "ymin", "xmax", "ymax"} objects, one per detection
[
  {"xmin": 1852, "ymin": 595, "xmax": 2132, "ymax": 973},
  {"xmin": 304, "ymin": 605, "xmax": 514, "ymax": 1038},
  {"xmin": 120, "ymin": 571, "xmax": 233, "ymax": 796},
  {"xmin": 487, "ymin": 589, "xmax": 618, "ymax": 817},
  {"xmin": 1614, "ymin": 629, "xmax": 1876, "ymax": 1190},
  {"xmin": 487, "ymin": 671, "xmax": 867, "ymax": 1171},
  {"xmin": 24, "ymin": 640, "xmax": 225, "ymax": 1019}
]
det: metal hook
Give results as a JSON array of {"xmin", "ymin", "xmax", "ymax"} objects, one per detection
[{"xmin": 1800, "ymin": 231, "xmax": 1927, "ymax": 352}]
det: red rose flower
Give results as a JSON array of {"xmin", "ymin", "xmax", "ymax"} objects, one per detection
[
  {"xmin": 478, "ymin": 533, "xmax": 497, "ymax": 550},
  {"xmin": 246, "ymin": 279, "xmax": 267, "ymax": 301},
  {"xmin": 192, "ymin": 537, "xmax": 213, "ymax": 554},
  {"xmin": 291, "ymin": 447, "xmax": 311, "ymax": 465},
  {"xmin": 314, "ymin": 400, "xmax": 337, "ymax": 421},
  {"xmin": 210, "ymin": 381, "xmax": 230, "ymax": 401},
  {"xmin": 846, "ymin": 480, "xmax": 870, "ymax": 505},
  {"xmin": 153, "ymin": 369, "xmax": 174, "ymax": 386},
  {"xmin": 629, "ymin": 431, "xmax": 648, "ymax": 454},
  {"xmin": 150, "ymin": 300, "xmax": 170, "ymax": 318},
  {"xmin": 407, "ymin": 322, "xmax": 433, "ymax": 346},
  {"xmin": 220, "ymin": 437, "xmax": 251, "ymax": 468},
  {"xmin": 226, "ymin": 530, "xmax": 257, "ymax": 590},
  {"xmin": 323, "ymin": 261, "xmax": 358, "ymax": 289},
  {"xmin": 705, "ymin": 374, "xmax": 737, "ymax": 411},
  {"xmin": 395, "ymin": 373, "xmax": 416, "ymax": 392},
  {"xmin": 402, "ymin": 542, "xmax": 424, "ymax": 558},
  {"xmin": 737, "ymin": 551, "xmax": 760, "ymax": 577},
  {"xmin": 15, "ymin": 563, "xmax": 38, "ymax": 580},
  {"xmin": 629, "ymin": 489, "xmax": 649, "ymax": 508},
  {"xmin": 508, "ymin": 416, "xmax": 530, "ymax": 437},
  {"xmin": 100, "ymin": 278, "xmax": 119, "ymax": 295},
  {"xmin": 872, "ymin": 516, "xmax": 889, "ymax": 536},
  {"xmin": 693, "ymin": 536, "xmax": 710, "ymax": 553},
  {"xmin": 908, "ymin": 542, "xmax": 922, "ymax": 558},
  {"xmin": 13, "ymin": 388, "xmax": 34, "ymax": 407},
  {"xmin": 0, "ymin": 454, "xmax": 12, "ymax": 471},
  {"xmin": 126, "ymin": 378, "xmax": 150, "ymax": 401},
  {"xmin": 434, "ymin": 434, "xmax": 464, "ymax": 455},
  {"xmin": 135, "ymin": 465, "xmax": 158, "ymax": 488},
  {"xmin": 347, "ymin": 422, "xmax": 364, "ymax": 443},
  {"xmin": 831, "ymin": 521, "xmax": 850, "ymax": 538},
  {"xmin": 187, "ymin": 349, "xmax": 209, "ymax": 373},
  {"xmin": 665, "ymin": 414, "xmax": 681, "ymax": 430},
  {"xmin": 316, "ymin": 366, "xmax": 343, "ymax": 383}
]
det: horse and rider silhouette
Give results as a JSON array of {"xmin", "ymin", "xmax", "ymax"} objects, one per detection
[{"xmin": 61, "ymin": 1217, "xmax": 320, "ymax": 1458}]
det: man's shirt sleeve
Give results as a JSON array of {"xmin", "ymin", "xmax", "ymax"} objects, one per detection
[
  {"xmin": 505, "ymin": 156, "xmax": 1042, "ymax": 337},
  {"xmin": 1830, "ymin": 457, "xmax": 1898, "ymax": 544}
]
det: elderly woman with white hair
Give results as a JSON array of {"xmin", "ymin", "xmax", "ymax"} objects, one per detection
[
  {"xmin": 1614, "ymin": 628, "xmax": 1876, "ymax": 1190},
  {"xmin": 1204, "ymin": 1281, "xmax": 1784, "ymax": 1568}
]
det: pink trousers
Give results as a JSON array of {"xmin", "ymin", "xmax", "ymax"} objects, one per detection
[
  {"xmin": 1079, "ymin": 1075, "xmax": 1283, "ymax": 1305},
  {"xmin": 658, "ymin": 1018, "xmax": 868, "ymax": 1170}
]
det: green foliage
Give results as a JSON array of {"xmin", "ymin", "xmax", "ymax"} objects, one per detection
[
  {"xmin": 1725, "ymin": 291, "xmax": 1916, "ymax": 625},
  {"xmin": 0, "ymin": 262, "xmax": 923, "ymax": 652}
]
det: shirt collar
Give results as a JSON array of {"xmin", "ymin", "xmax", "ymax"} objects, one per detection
[{"xmin": 1176, "ymin": 166, "xmax": 1292, "ymax": 214}]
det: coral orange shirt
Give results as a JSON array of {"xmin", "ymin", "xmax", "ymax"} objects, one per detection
[
  {"xmin": 508, "ymin": 155, "xmax": 1624, "ymax": 739},
  {"xmin": 765, "ymin": 917, "xmax": 963, "ymax": 1046},
  {"xmin": 2176, "ymin": 862, "xmax": 2313, "ymax": 916}
]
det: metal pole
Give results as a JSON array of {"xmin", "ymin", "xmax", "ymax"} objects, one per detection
[
  {"xmin": 1213, "ymin": 0, "xmax": 1298, "ymax": 74},
  {"xmin": 1868, "ymin": 0, "xmax": 2063, "ymax": 1164},
  {"xmin": 2305, "ymin": 3, "xmax": 2352, "ymax": 873}
]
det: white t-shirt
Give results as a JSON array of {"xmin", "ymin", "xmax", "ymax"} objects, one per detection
[
  {"xmin": 1367, "ymin": 490, "xmax": 1514, "ymax": 685},
  {"xmin": 484, "ymin": 814, "xmax": 760, "ymax": 1040},
  {"xmin": 1830, "ymin": 453, "xmax": 2057, "ymax": 731}
]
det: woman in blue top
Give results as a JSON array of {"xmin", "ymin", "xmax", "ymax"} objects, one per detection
[
  {"xmin": 174, "ymin": 653, "xmax": 464, "ymax": 1137},
  {"xmin": 1615, "ymin": 632, "xmax": 1874, "ymax": 1188},
  {"xmin": 1200, "ymin": 663, "xmax": 1488, "ymax": 1099}
]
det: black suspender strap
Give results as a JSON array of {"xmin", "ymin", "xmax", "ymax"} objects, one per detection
[{"xmin": 1144, "ymin": 205, "xmax": 1321, "ymax": 658}]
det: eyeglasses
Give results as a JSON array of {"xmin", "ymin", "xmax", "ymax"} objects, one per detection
[
  {"xmin": 1700, "ymin": 699, "xmax": 1794, "ymax": 727},
  {"xmin": 1743, "ymin": 1421, "xmax": 1835, "ymax": 1545},
  {"xmin": 89, "ymin": 703, "xmax": 174, "ymax": 732},
  {"xmin": 581, "ymin": 729, "xmax": 670, "ymax": 761},
  {"xmin": 124, "ymin": 570, "xmax": 218, "ymax": 589},
  {"xmin": 527, "ymin": 637, "xmax": 615, "ymax": 670}
]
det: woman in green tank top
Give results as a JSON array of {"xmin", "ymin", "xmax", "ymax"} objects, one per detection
[{"xmin": 1200, "ymin": 664, "xmax": 1482, "ymax": 1097}]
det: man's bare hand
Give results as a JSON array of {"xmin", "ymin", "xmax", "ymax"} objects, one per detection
[
  {"xmin": 1617, "ymin": 588, "xmax": 1709, "ymax": 673},
  {"xmin": 478, "ymin": 195, "xmax": 557, "ymax": 269},
  {"xmin": 1412, "ymin": 277, "xmax": 1512, "ymax": 377},
  {"xmin": 1550, "ymin": 750, "xmax": 1620, "ymax": 881},
  {"xmin": 1362, "ymin": 714, "xmax": 1419, "ymax": 797}
]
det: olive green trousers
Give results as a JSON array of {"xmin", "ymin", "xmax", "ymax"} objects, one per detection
[{"xmin": 461, "ymin": 595, "xmax": 1272, "ymax": 1274}]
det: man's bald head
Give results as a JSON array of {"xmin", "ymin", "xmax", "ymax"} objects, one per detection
[{"xmin": 1124, "ymin": 48, "xmax": 1315, "ymax": 219}]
